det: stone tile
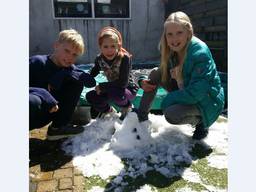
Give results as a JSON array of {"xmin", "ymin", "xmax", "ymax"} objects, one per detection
[
  {"xmin": 53, "ymin": 168, "xmax": 73, "ymax": 179},
  {"xmin": 33, "ymin": 171, "xmax": 54, "ymax": 181},
  {"xmin": 73, "ymin": 185, "xmax": 85, "ymax": 192},
  {"xmin": 74, "ymin": 176, "xmax": 84, "ymax": 186},
  {"xmin": 59, "ymin": 178, "xmax": 73, "ymax": 190},
  {"xmin": 73, "ymin": 167, "xmax": 83, "ymax": 175},
  {"xmin": 37, "ymin": 180, "xmax": 58, "ymax": 192},
  {"xmin": 61, "ymin": 161, "xmax": 73, "ymax": 168},
  {"xmin": 29, "ymin": 178, "xmax": 37, "ymax": 192},
  {"xmin": 30, "ymin": 165, "xmax": 41, "ymax": 174},
  {"xmin": 29, "ymin": 125, "xmax": 49, "ymax": 139}
]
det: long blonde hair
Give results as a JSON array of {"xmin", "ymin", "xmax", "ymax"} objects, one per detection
[{"xmin": 159, "ymin": 11, "xmax": 193, "ymax": 84}]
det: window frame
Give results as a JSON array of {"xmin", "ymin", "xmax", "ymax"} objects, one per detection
[{"xmin": 52, "ymin": 0, "xmax": 131, "ymax": 20}]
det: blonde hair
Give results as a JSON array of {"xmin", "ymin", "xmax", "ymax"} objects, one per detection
[
  {"xmin": 159, "ymin": 11, "xmax": 193, "ymax": 83},
  {"xmin": 58, "ymin": 29, "xmax": 85, "ymax": 55}
]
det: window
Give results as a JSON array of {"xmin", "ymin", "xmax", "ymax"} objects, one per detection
[{"xmin": 53, "ymin": 0, "xmax": 131, "ymax": 19}]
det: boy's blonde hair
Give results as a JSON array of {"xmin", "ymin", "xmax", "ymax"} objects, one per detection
[
  {"xmin": 159, "ymin": 11, "xmax": 193, "ymax": 84},
  {"xmin": 58, "ymin": 29, "xmax": 85, "ymax": 55}
]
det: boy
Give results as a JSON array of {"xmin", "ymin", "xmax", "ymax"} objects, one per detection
[{"xmin": 29, "ymin": 29, "xmax": 96, "ymax": 140}]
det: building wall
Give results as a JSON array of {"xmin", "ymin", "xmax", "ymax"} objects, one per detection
[
  {"xmin": 164, "ymin": 0, "xmax": 227, "ymax": 72},
  {"xmin": 29, "ymin": 0, "xmax": 165, "ymax": 64}
]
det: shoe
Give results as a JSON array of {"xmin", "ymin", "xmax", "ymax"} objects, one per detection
[
  {"xmin": 119, "ymin": 105, "xmax": 132, "ymax": 121},
  {"xmin": 47, "ymin": 124, "xmax": 84, "ymax": 141},
  {"xmin": 192, "ymin": 124, "xmax": 209, "ymax": 140},
  {"xmin": 97, "ymin": 107, "xmax": 117, "ymax": 119}
]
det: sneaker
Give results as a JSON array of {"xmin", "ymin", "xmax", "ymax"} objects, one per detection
[
  {"xmin": 119, "ymin": 105, "xmax": 132, "ymax": 121},
  {"xmin": 97, "ymin": 107, "xmax": 117, "ymax": 119},
  {"xmin": 192, "ymin": 124, "xmax": 209, "ymax": 140},
  {"xmin": 47, "ymin": 124, "xmax": 84, "ymax": 141}
]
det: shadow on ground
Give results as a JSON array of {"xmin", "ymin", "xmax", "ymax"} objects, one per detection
[
  {"xmin": 29, "ymin": 138, "xmax": 72, "ymax": 171},
  {"xmin": 104, "ymin": 141, "xmax": 212, "ymax": 192}
]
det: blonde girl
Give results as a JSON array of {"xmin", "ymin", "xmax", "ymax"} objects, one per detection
[{"xmin": 137, "ymin": 11, "xmax": 224, "ymax": 140}]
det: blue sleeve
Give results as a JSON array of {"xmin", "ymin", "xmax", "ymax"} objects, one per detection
[
  {"xmin": 49, "ymin": 67, "xmax": 96, "ymax": 90},
  {"xmin": 29, "ymin": 87, "xmax": 58, "ymax": 110}
]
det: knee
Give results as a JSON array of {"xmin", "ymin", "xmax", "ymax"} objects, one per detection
[
  {"xmin": 163, "ymin": 108, "xmax": 181, "ymax": 125},
  {"xmin": 29, "ymin": 94, "xmax": 42, "ymax": 113},
  {"xmin": 148, "ymin": 68, "xmax": 160, "ymax": 80},
  {"xmin": 30, "ymin": 94, "xmax": 42, "ymax": 108},
  {"xmin": 86, "ymin": 90, "xmax": 97, "ymax": 103}
]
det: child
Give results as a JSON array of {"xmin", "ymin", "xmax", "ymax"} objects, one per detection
[
  {"xmin": 86, "ymin": 26, "xmax": 138, "ymax": 120},
  {"xmin": 29, "ymin": 29, "xmax": 96, "ymax": 140},
  {"xmin": 136, "ymin": 11, "xmax": 225, "ymax": 140}
]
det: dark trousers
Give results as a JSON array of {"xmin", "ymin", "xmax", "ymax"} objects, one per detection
[
  {"xmin": 86, "ymin": 86, "xmax": 136, "ymax": 112},
  {"xmin": 29, "ymin": 81, "xmax": 83, "ymax": 130}
]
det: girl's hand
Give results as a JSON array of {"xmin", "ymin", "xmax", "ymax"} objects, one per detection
[
  {"xmin": 141, "ymin": 80, "xmax": 157, "ymax": 92},
  {"xmin": 49, "ymin": 105, "xmax": 59, "ymax": 113},
  {"xmin": 95, "ymin": 85, "xmax": 101, "ymax": 95}
]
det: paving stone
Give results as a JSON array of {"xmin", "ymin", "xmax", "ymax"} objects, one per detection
[
  {"xmin": 29, "ymin": 178, "xmax": 37, "ymax": 192},
  {"xmin": 33, "ymin": 171, "xmax": 53, "ymax": 181},
  {"xmin": 73, "ymin": 167, "xmax": 83, "ymax": 175},
  {"xmin": 61, "ymin": 161, "xmax": 73, "ymax": 168},
  {"xmin": 74, "ymin": 175, "xmax": 84, "ymax": 186},
  {"xmin": 29, "ymin": 125, "xmax": 49, "ymax": 139},
  {"xmin": 30, "ymin": 165, "xmax": 41, "ymax": 174},
  {"xmin": 37, "ymin": 180, "xmax": 58, "ymax": 192},
  {"xmin": 53, "ymin": 168, "xmax": 73, "ymax": 179},
  {"xmin": 59, "ymin": 178, "xmax": 73, "ymax": 190},
  {"xmin": 73, "ymin": 185, "xmax": 85, "ymax": 192}
]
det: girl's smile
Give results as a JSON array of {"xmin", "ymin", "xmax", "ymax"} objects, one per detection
[
  {"xmin": 165, "ymin": 22, "xmax": 190, "ymax": 53},
  {"xmin": 100, "ymin": 37, "xmax": 119, "ymax": 60}
]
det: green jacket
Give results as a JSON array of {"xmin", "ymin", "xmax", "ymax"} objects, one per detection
[{"xmin": 161, "ymin": 36, "xmax": 225, "ymax": 128}]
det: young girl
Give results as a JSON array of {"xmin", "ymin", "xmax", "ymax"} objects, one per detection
[
  {"xmin": 86, "ymin": 26, "xmax": 138, "ymax": 120},
  {"xmin": 137, "ymin": 11, "xmax": 225, "ymax": 140}
]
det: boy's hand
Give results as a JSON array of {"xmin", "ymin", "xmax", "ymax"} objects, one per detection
[
  {"xmin": 95, "ymin": 85, "xmax": 101, "ymax": 95},
  {"xmin": 49, "ymin": 105, "xmax": 59, "ymax": 113},
  {"xmin": 141, "ymin": 80, "xmax": 157, "ymax": 92}
]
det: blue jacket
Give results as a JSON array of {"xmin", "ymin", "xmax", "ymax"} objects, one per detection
[
  {"xmin": 161, "ymin": 36, "xmax": 225, "ymax": 128},
  {"xmin": 29, "ymin": 55, "xmax": 96, "ymax": 90}
]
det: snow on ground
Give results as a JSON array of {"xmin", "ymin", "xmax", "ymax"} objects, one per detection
[
  {"xmin": 63, "ymin": 112, "xmax": 228, "ymax": 191},
  {"xmin": 182, "ymin": 168, "xmax": 202, "ymax": 183}
]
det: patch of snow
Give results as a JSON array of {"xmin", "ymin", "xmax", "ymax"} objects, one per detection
[
  {"xmin": 88, "ymin": 186, "xmax": 104, "ymax": 192},
  {"xmin": 136, "ymin": 184, "xmax": 157, "ymax": 192},
  {"xmin": 62, "ymin": 112, "xmax": 228, "ymax": 190},
  {"xmin": 176, "ymin": 187, "xmax": 197, "ymax": 192},
  {"xmin": 182, "ymin": 168, "xmax": 202, "ymax": 183},
  {"xmin": 207, "ymin": 154, "xmax": 228, "ymax": 169}
]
